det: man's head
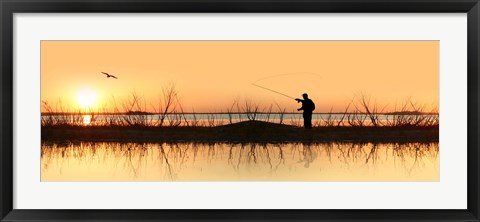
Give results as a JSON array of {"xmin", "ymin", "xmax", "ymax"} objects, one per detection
[{"xmin": 302, "ymin": 93, "xmax": 308, "ymax": 99}]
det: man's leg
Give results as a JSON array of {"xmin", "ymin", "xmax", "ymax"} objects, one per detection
[{"xmin": 305, "ymin": 115, "xmax": 312, "ymax": 129}]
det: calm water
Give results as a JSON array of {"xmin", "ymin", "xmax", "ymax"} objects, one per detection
[
  {"xmin": 42, "ymin": 113, "xmax": 438, "ymax": 127},
  {"xmin": 41, "ymin": 142, "xmax": 439, "ymax": 181}
]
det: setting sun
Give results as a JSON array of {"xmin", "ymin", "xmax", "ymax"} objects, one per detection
[
  {"xmin": 76, "ymin": 88, "xmax": 97, "ymax": 109},
  {"xmin": 42, "ymin": 41, "xmax": 438, "ymax": 112}
]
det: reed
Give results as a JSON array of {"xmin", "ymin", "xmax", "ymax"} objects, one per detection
[
  {"xmin": 41, "ymin": 90, "xmax": 438, "ymax": 128},
  {"xmin": 275, "ymin": 103, "xmax": 287, "ymax": 125}
]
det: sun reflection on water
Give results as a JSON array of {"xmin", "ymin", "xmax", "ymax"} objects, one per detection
[{"xmin": 82, "ymin": 115, "xmax": 91, "ymax": 125}]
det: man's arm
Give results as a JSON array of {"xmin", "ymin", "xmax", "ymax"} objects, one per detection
[{"xmin": 296, "ymin": 99, "xmax": 305, "ymax": 111}]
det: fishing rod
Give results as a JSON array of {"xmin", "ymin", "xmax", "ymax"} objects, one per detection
[
  {"xmin": 252, "ymin": 72, "xmax": 322, "ymax": 100},
  {"xmin": 252, "ymin": 83, "xmax": 295, "ymax": 100}
]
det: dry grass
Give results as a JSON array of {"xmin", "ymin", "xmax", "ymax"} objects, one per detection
[{"xmin": 42, "ymin": 90, "xmax": 438, "ymax": 128}]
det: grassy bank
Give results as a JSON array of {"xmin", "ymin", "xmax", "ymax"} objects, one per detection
[
  {"xmin": 42, "ymin": 120, "xmax": 438, "ymax": 143},
  {"xmin": 42, "ymin": 89, "xmax": 439, "ymax": 128}
]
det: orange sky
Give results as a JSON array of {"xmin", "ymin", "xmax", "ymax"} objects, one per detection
[{"xmin": 41, "ymin": 41, "xmax": 439, "ymax": 113}]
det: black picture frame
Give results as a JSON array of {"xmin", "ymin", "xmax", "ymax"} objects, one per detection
[{"xmin": 1, "ymin": 0, "xmax": 479, "ymax": 221}]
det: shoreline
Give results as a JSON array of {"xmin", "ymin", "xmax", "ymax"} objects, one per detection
[{"xmin": 41, "ymin": 120, "xmax": 439, "ymax": 143}]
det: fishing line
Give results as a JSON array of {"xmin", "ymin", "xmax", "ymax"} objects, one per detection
[{"xmin": 253, "ymin": 71, "xmax": 322, "ymax": 84}]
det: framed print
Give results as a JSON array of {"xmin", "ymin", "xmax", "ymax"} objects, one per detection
[{"xmin": 1, "ymin": 0, "xmax": 479, "ymax": 221}]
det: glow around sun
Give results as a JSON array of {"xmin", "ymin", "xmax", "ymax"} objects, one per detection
[{"xmin": 76, "ymin": 88, "xmax": 97, "ymax": 109}]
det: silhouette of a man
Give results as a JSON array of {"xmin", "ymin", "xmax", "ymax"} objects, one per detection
[{"xmin": 295, "ymin": 93, "xmax": 315, "ymax": 129}]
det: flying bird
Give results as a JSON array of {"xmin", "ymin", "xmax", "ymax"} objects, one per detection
[{"xmin": 101, "ymin": 72, "xmax": 118, "ymax": 79}]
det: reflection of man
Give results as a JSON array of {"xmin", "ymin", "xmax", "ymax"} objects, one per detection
[{"xmin": 295, "ymin": 93, "xmax": 315, "ymax": 129}]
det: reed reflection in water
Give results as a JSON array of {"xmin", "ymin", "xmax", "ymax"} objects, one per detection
[{"xmin": 41, "ymin": 142, "xmax": 439, "ymax": 181}]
